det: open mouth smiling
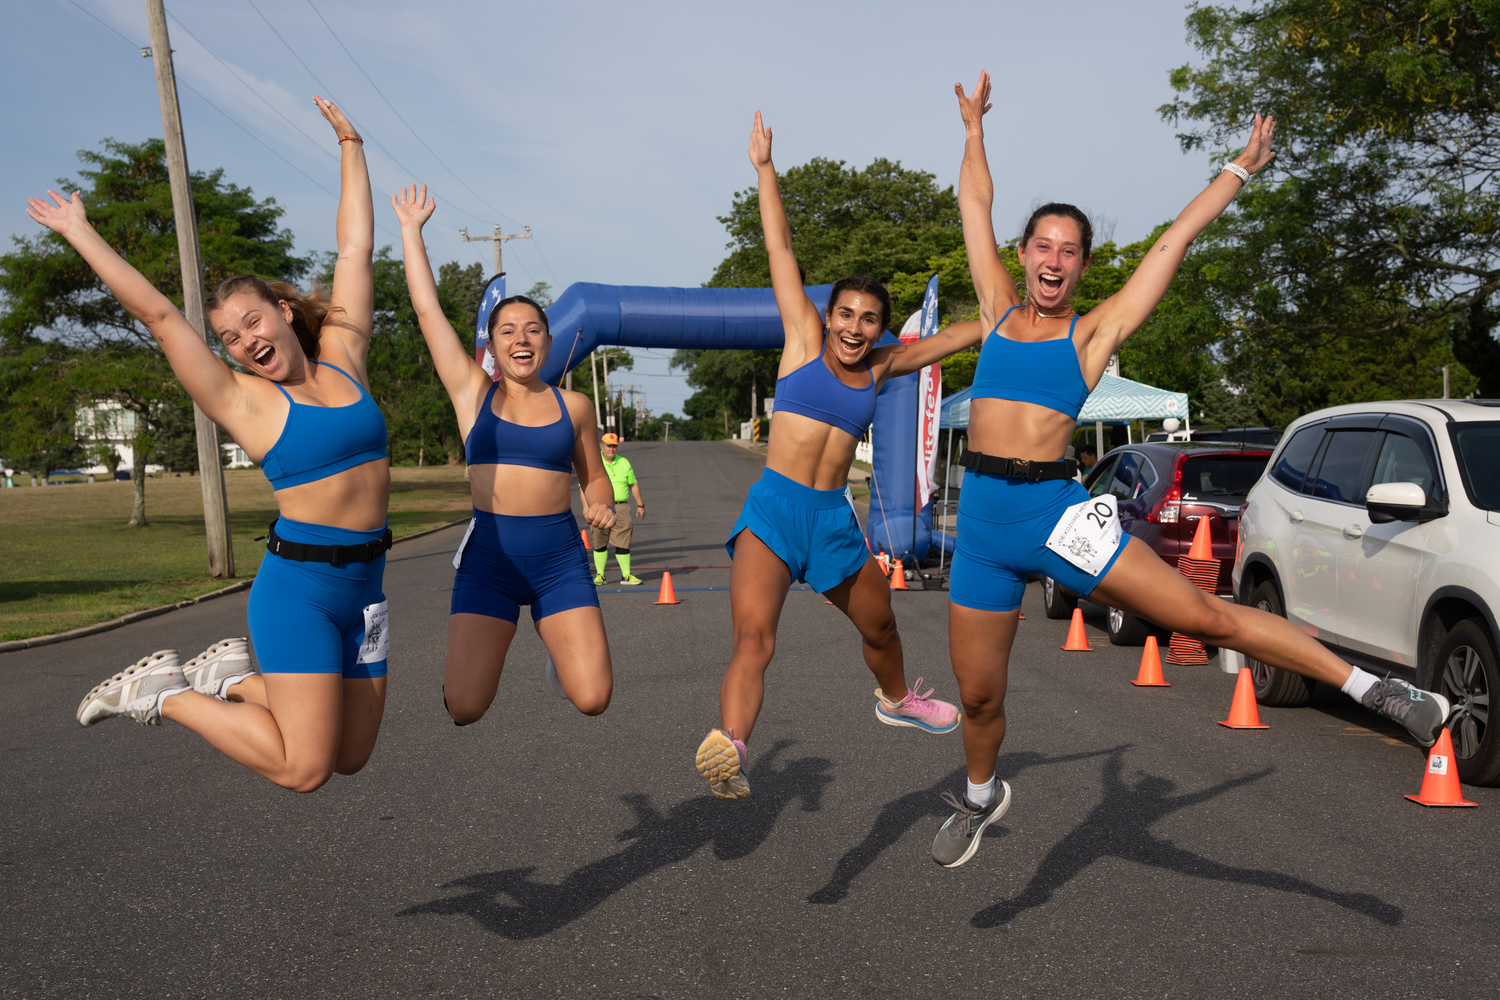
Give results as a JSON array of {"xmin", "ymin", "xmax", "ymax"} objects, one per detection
[
  {"xmin": 252, "ymin": 344, "xmax": 276, "ymax": 367},
  {"xmin": 1038, "ymin": 273, "xmax": 1064, "ymax": 294}
]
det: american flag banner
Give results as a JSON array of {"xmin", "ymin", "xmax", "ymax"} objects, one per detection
[{"xmin": 473, "ymin": 274, "xmax": 506, "ymax": 379}]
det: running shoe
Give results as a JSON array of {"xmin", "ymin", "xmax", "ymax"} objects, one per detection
[
  {"xmin": 544, "ymin": 652, "xmax": 568, "ymax": 701},
  {"xmin": 875, "ymin": 677, "xmax": 961, "ymax": 734},
  {"xmin": 1363, "ymin": 676, "xmax": 1451, "ymax": 747},
  {"xmin": 931, "ymin": 782, "xmax": 1012, "ymax": 868},
  {"xmin": 76, "ymin": 650, "xmax": 189, "ymax": 727},
  {"xmin": 619, "ymin": 575, "xmax": 644, "ymax": 586},
  {"xmin": 592, "ymin": 573, "xmax": 607, "ymax": 586},
  {"xmin": 181, "ymin": 637, "xmax": 255, "ymax": 699},
  {"xmin": 696, "ymin": 728, "xmax": 750, "ymax": 799}
]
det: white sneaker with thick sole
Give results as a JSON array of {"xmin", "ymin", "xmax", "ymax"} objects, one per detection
[
  {"xmin": 76, "ymin": 650, "xmax": 189, "ymax": 726},
  {"xmin": 181, "ymin": 637, "xmax": 255, "ymax": 698}
]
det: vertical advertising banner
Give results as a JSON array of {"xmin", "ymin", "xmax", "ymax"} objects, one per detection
[
  {"xmin": 915, "ymin": 274, "xmax": 942, "ymax": 500},
  {"xmin": 473, "ymin": 274, "xmax": 506, "ymax": 379}
]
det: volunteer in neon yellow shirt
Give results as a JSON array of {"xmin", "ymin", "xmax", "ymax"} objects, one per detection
[{"xmin": 590, "ymin": 433, "xmax": 646, "ymax": 584}]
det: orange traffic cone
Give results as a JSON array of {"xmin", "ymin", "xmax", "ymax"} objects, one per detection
[
  {"xmin": 1405, "ymin": 729, "xmax": 1478, "ymax": 807},
  {"xmin": 876, "ymin": 551, "xmax": 890, "ymax": 577},
  {"xmin": 1167, "ymin": 632, "xmax": 1210, "ymax": 665},
  {"xmin": 889, "ymin": 559, "xmax": 908, "ymax": 590},
  {"xmin": 580, "ymin": 529, "xmax": 591, "ymax": 550},
  {"xmin": 1186, "ymin": 514, "xmax": 1214, "ymax": 561},
  {"xmin": 1131, "ymin": 636, "xmax": 1170, "ymax": 686},
  {"xmin": 1217, "ymin": 666, "xmax": 1269, "ymax": 728},
  {"xmin": 1061, "ymin": 608, "xmax": 1092, "ymax": 651},
  {"xmin": 654, "ymin": 571, "xmax": 681, "ymax": 605}
]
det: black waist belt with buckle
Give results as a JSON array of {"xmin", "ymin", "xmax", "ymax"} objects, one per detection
[
  {"xmin": 264, "ymin": 519, "xmax": 392, "ymax": 566},
  {"xmin": 958, "ymin": 450, "xmax": 1078, "ymax": 482}
]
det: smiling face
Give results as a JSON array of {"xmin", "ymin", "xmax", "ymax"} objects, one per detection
[
  {"xmin": 1018, "ymin": 215, "xmax": 1090, "ymax": 312},
  {"xmin": 490, "ymin": 301, "xmax": 550, "ymax": 381},
  {"xmin": 210, "ymin": 290, "xmax": 303, "ymax": 381},
  {"xmin": 824, "ymin": 290, "xmax": 886, "ymax": 367}
]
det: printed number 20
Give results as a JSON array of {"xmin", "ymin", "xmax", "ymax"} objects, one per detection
[{"xmin": 1085, "ymin": 500, "xmax": 1113, "ymax": 529}]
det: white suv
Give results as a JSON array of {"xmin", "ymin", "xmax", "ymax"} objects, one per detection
[{"xmin": 1233, "ymin": 400, "xmax": 1500, "ymax": 783}]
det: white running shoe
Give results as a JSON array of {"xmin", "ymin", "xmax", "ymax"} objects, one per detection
[
  {"xmin": 76, "ymin": 650, "xmax": 189, "ymax": 726},
  {"xmin": 544, "ymin": 652, "xmax": 568, "ymax": 701},
  {"xmin": 181, "ymin": 637, "xmax": 255, "ymax": 698}
]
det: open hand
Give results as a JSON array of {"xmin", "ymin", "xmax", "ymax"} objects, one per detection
[
  {"xmin": 748, "ymin": 110, "xmax": 773, "ymax": 170},
  {"xmin": 584, "ymin": 502, "xmax": 616, "ymax": 531},
  {"xmin": 1236, "ymin": 113, "xmax": 1277, "ymax": 175},
  {"xmin": 314, "ymin": 95, "xmax": 360, "ymax": 143},
  {"xmin": 955, "ymin": 71, "xmax": 993, "ymax": 134},
  {"xmin": 25, "ymin": 190, "xmax": 88, "ymax": 237},
  {"xmin": 392, "ymin": 183, "xmax": 437, "ymax": 230}
]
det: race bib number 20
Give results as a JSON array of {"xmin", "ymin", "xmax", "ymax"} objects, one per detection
[
  {"xmin": 357, "ymin": 599, "xmax": 391, "ymax": 665},
  {"xmin": 1044, "ymin": 494, "xmax": 1122, "ymax": 577}
]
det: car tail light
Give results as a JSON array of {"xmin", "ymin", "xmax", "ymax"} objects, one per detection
[{"xmin": 1146, "ymin": 459, "xmax": 1185, "ymax": 523}]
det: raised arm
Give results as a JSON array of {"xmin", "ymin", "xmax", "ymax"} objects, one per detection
[
  {"xmin": 750, "ymin": 112, "xmax": 825, "ymax": 365},
  {"xmin": 313, "ymin": 97, "xmax": 375, "ymax": 361},
  {"xmin": 25, "ymin": 190, "xmax": 243, "ymax": 425},
  {"xmin": 875, "ymin": 320, "xmax": 985, "ymax": 381},
  {"xmin": 393, "ymin": 184, "xmax": 489, "ymax": 426},
  {"xmin": 954, "ymin": 72, "xmax": 1020, "ymax": 331},
  {"xmin": 1085, "ymin": 115, "xmax": 1276, "ymax": 367}
]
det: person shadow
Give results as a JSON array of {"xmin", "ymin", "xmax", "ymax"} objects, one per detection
[
  {"xmin": 969, "ymin": 747, "xmax": 1403, "ymax": 928},
  {"xmin": 397, "ymin": 740, "xmax": 831, "ymax": 939},
  {"xmin": 807, "ymin": 746, "xmax": 1125, "ymax": 905}
]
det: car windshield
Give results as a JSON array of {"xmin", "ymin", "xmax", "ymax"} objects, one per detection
[
  {"xmin": 1453, "ymin": 423, "xmax": 1500, "ymax": 511},
  {"xmin": 1181, "ymin": 455, "xmax": 1270, "ymax": 498}
]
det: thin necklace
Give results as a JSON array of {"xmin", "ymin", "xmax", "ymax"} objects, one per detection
[{"xmin": 1028, "ymin": 300, "xmax": 1073, "ymax": 320}]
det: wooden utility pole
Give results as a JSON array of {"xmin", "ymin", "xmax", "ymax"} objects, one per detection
[
  {"xmin": 144, "ymin": 0, "xmax": 234, "ymax": 578},
  {"xmin": 459, "ymin": 225, "xmax": 531, "ymax": 279}
]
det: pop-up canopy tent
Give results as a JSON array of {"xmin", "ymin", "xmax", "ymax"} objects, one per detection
[{"xmin": 937, "ymin": 373, "xmax": 1188, "ymax": 431}]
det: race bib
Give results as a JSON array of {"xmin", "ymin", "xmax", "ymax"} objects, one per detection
[
  {"xmin": 357, "ymin": 599, "xmax": 390, "ymax": 665},
  {"xmin": 1044, "ymin": 494, "xmax": 1122, "ymax": 577},
  {"xmin": 452, "ymin": 516, "xmax": 477, "ymax": 569}
]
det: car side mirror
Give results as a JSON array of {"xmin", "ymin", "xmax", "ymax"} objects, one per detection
[{"xmin": 1365, "ymin": 481, "xmax": 1427, "ymax": 524}]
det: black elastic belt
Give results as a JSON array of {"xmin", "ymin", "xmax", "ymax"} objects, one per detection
[
  {"xmin": 959, "ymin": 450, "xmax": 1078, "ymax": 482},
  {"xmin": 265, "ymin": 520, "xmax": 392, "ymax": 566}
]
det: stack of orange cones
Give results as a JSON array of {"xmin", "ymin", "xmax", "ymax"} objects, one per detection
[
  {"xmin": 1405, "ymin": 729, "xmax": 1477, "ymax": 807},
  {"xmin": 1131, "ymin": 636, "xmax": 1170, "ymax": 686},
  {"xmin": 654, "ymin": 571, "xmax": 681, "ymax": 605},
  {"xmin": 1168, "ymin": 517, "xmax": 1218, "ymax": 665},
  {"xmin": 889, "ymin": 559, "xmax": 908, "ymax": 590},
  {"xmin": 1217, "ymin": 666, "xmax": 1268, "ymax": 728},
  {"xmin": 1061, "ymin": 608, "xmax": 1092, "ymax": 651}
]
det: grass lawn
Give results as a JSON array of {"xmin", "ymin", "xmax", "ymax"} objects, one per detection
[{"xmin": 0, "ymin": 466, "xmax": 472, "ymax": 641}]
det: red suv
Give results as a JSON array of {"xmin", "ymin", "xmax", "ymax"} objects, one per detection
[{"xmin": 1043, "ymin": 442, "xmax": 1274, "ymax": 644}]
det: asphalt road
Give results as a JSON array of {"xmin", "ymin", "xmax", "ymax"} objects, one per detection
[{"xmin": 3, "ymin": 440, "xmax": 1498, "ymax": 999}]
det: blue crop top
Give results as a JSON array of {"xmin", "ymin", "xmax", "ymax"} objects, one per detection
[
  {"xmin": 260, "ymin": 361, "xmax": 388, "ymax": 490},
  {"xmin": 465, "ymin": 381, "xmax": 575, "ymax": 473},
  {"xmin": 969, "ymin": 304, "xmax": 1092, "ymax": 420},
  {"xmin": 772, "ymin": 345, "xmax": 877, "ymax": 438}
]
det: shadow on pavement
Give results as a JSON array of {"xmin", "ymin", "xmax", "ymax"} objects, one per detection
[
  {"xmin": 969, "ymin": 747, "xmax": 1403, "ymax": 928},
  {"xmin": 398, "ymin": 741, "xmax": 830, "ymax": 939},
  {"xmin": 807, "ymin": 746, "xmax": 1126, "ymax": 904}
]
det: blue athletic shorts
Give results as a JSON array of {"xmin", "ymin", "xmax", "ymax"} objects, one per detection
[
  {"xmin": 451, "ymin": 509, "xmax": 599, "ymax": 624},
  {"xmin": 726, "ymin": 467, "xmax": 870, "ymax": 593},
  {"xmin": 247, "ymin": 516, "xmax": 389, "ymax": 678},
  {"xmin": 949, "ymin": 470, "xmax": 1132, "ymax": 613}
]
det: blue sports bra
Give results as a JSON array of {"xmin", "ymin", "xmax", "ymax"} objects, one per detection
[
  {"xmin": 969, "ymin": 304, "xmax": 1091, "ymax": 420},
  {"xmin": 260, "ymin": 361, "xmax": 388, "ymax": 490},
  {"xmin": 773, "ymin": 344, "xmax": 877, "ymax": 438},
  {"xmin": 465, "ymin": 381, "xmax": 575, "ymax": 473}
]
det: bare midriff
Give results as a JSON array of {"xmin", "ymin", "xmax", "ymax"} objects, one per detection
[
  {"xmin": 272, "ymin": 457, "xmax": 391, "ymax": 530},
  {"xmin": 467, "ymin": 464, "xmax": 574, "ymax": 516},
  {"xmin": 966, "ymin": 397, "xmax": 1079, "ymax": 464},
  {"xmin": 765, "ymin": 410, "xmax": 861, "ymax": 491}
]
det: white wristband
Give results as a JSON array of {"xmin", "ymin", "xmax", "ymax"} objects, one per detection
[{"xmin": 1221, "ymin": 162, "xmax": 1250, "ymax": 184}]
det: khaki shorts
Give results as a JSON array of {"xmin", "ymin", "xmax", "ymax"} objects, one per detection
[{"xmin": 590, "ymin": 501, "xmax": 634, "ymax": 550}]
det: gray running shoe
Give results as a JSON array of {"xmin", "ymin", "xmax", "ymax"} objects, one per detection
[
  {"xmin": 181, "ymin": 637, "xmax": 255, "ymax": 699},
  {"xmin": 696, "ymin": 728, "xmax": 750, "ymax": 800},
  {"xmin": 932, "ymin": 781, "xmax": 1012, "ymax": 868},
  {"xmin": 544, "ymin": 652, "xmax": 568, "ymax": 701},
  {"xmin": 76, "ymin": 650, "xmax": 189, "ymax": 726},
  {"xmin": 1363, "ymin": 676, "xmax": 1451, "ymax": 747}
]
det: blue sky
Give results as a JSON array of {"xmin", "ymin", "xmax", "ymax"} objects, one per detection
[{"xmin": 4, "ymin": 1, "xmax": 1230, "ymax": 415}]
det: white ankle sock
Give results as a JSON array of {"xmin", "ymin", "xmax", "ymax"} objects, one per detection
[
  {"xmin": 966, "ymin": 776, "xmax": 995, "ymax": 808},
  {"xmin": 1341, "ymin": 666, "xmax": 1379, "ymax": 702},
  {"xmin": 156, "ymin": 686, "xmax": 190, "ymax": 713}
]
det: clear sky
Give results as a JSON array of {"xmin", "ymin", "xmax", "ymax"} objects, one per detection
[{"xmin": 4, "ymin": 0, "xmax": 1233, "ymax": 416}]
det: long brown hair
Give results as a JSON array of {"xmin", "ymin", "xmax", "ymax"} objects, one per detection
[{"xmin": 206, "ymin": 274, "xmax": 338, "ymax": 360}]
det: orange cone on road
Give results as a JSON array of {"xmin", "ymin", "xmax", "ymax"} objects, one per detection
[
  {"xmin": 1217, "ymin": 667, "xmax": 1269, "ymax": 728},
  {"xmin": 1405, "ymin": 729, "xmax": 1478, "ymax": 807},
  {"xmin": 876, "ymin": 551, "xmax": 890, "ymax": 577},
  {"xmin": 1131, "ymin": 636, "xmax": 1170, "ymax": 686},
  {"xmin": 654, "ymin": 571, "xmax": 681, "ymax": 605},
  {"xmin": 1186, "ymin": 514, "xmax": 1214, "ymax": 561},
  {"xmin": 1061, "ymin": 608, "xmax": 1092, "ymax": 651},
  {"xmin": 581, "ymin": 529, "xmax": 591, "ymax": 550},
  {"xmin": 889, "ymin": 559, "xmax": 908, "ymax": 590}
]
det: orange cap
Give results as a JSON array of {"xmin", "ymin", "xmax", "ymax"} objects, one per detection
[{"xmin": 601, "ymin": 433, "xmax": 620, "ymax": 445}]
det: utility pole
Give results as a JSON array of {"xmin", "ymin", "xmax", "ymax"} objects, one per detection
[
  {"xmin": 459, "ymin": 224, "xmax": 531, "ymax": 278},
  {"xmin": 601, "ymin": 353, "xmax": 614, "ymax": 432},
  {"xmin": 144, "ymin": 0, "xmax": 234, "ymax": 579},
  {"xmin": 589, "ymin": 350, "xmax": 603, "ymax": 428}
]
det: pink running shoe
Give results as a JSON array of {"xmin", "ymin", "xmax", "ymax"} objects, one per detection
[
  {"xmin": 696, "ymin": 728, "xmax": 750, "ymax": 799},
  {"xmin": 875, "ymin": 677, "xmax": 961, "ymax": 733}
]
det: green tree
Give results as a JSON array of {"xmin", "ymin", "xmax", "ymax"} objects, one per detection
[{"xmin": 0, "ymin": 342, "xmax": 88, "ymax": 478}]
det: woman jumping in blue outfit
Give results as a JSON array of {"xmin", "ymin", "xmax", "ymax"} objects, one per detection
[
  {"xmin": 393, "ymin": 184, "xmax": 618, "ymax": 724},
  {"xmin": 54, "ymin": 98, "xmax": 394, "ymax": 793},
  {"xmin": 931, "ymin": 72, "xmax": 1453, "ymax": 867}
]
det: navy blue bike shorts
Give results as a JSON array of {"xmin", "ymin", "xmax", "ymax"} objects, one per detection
[{"xmin": 450, "ymin": 509, "xmax": 599, "ymax": 624}]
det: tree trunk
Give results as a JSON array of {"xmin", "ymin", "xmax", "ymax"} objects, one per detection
[{"xmin": 128, "ymin": 435, "xmax": 148, "ymax": 527}]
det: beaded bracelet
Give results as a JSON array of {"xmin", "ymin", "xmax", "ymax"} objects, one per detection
[{"xmin": 338, "ymin": 135, "xmax": 364, "ymax": 145}]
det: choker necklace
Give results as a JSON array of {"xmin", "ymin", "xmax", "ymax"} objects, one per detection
[{"xmin": 1028, "ymin": 300, "xmax": 1073, "ymax": 320}]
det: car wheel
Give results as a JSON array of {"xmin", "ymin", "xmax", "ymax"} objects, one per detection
[
  {"xmin": 1434, "ymin": 620, "xmax": 1500, "ymax": 786},
  {"xmin": 1245, "ymin": 580, "xmax": 1314, "ymax": 707},
  {"xmin": 1043, "ymin": 576, "xmax": 1076, "ymax": 619},
  {"xmin": 1107, "ymin": 605, "xmax": 1150, "ymax": 646}
]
